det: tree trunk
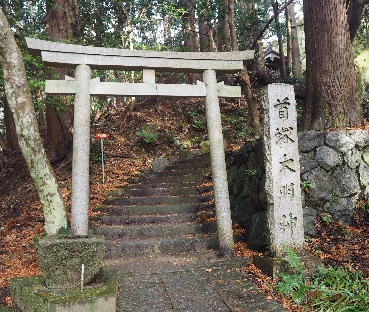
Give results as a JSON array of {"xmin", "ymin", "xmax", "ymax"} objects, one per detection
[
  {"xmin": 303, "ymin": 0, "xmax": 363, "ymax": 130},
  {"xmin": 288, "ymin": 2, "xmax": 302, "ymax": 78},
  {"xmin": 4, "ymin": 98, "xmax": 19, "ymax": 151},
  {"xmin": 0, "ymin": 8, "xmax": 68, "ymax": 235},
  {"xmin": 271, "ymin": 0, "xmax": 287, "ymax": 81},
  {"xmin": 163, "ymin": 14, "xmax": 171, "ymax": 47},
  {"xmin": 227, "ymin": 0, "xmax": 238, "ymax": 51},
  {"xmin": 0, "ymin": 131, "xmax": 10, "ymax": 153},
  {"xmin": 346, "ymin": 0, "xmax": 366, "ymax": 42},
  {"xmin": 285, "ymin": 1, "xmax": 292, "ymax": 75},
  {"xmin": 182, "ymin": 0, "xmax": 200, "ymax": 83},
  {"xmin": 45, "ymin": 0, "xmax": 79, "ymax": 162}
]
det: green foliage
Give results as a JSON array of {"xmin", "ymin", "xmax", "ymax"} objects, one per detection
[
  {"xmin": 245, "ymin": 169, "xmax": 257, "ymax": 176},
  {"xmin": 90, "ymin": 140, "xmax": 106, "ymax": 163},
  {"xmin": 321, "ymin": 212, "xmax": 333, "ymax": 225},
  {"xmin": 276, "ymin": 248, "xmax": 369, "ymax": 311},
  {"xmin": 136, "ymin": 125, "xmax": 158, "ymax": 145},
  {"xmin": 185, "ymin": 109, "xmax": 206, "ymax": 132},
  {"xmin": 301, "ymin": 180, "xmax": 315, "ymax": 193}
]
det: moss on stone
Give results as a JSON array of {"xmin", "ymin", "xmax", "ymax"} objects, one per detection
[{"xmin": 38, "ymin": 235, "xmax": 105, "ymax": 289}]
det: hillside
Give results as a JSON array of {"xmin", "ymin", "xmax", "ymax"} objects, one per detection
[{"xmin": 1, "ymin": 96, "xmax": 369, "ymax": 310}]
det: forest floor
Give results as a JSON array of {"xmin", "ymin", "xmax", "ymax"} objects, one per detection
[{"xmin": 1, "ymin": 97, "xmax": 369, "ymax": 311}]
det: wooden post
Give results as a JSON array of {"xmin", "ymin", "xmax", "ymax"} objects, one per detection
[
  {"xmin": 203, "ymin": 69, "xmax": 234, "ymax": 257},
  {"xmin": 71, "ymin": 64, "xmax": 92, "ymax": 236}
]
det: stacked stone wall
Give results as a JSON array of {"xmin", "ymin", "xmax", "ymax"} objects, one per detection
[{"xmin": 227, "ymin": 130, "xmax": 369, "ymax": 249}]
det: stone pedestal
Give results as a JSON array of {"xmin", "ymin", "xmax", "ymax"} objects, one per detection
[
  {"xmin": 10, "ymin": 271, "xmax": 117, "ymax": 312},
  {"xmin": 253, "ymin": 254, "xmax": 322, "ymax": 279},
  {"xmin": 38, "ymin": 235, "xmax": 105, "ymax": 289}
]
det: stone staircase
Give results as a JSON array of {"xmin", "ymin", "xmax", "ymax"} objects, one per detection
[{"xmin": 93, "ymin": 154, "xmax": 220, "ymax": 264}]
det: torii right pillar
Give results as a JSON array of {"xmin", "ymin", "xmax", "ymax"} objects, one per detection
[{"xmin": 203, "ymin": 69, "xmax": 234, "ymax": 257}]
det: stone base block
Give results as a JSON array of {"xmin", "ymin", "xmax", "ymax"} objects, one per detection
[
  {"xmin": 38, "ymin": 235, "xmax": 105, "ymax": 289},
  {"xmin": 253, "ymin": 254, "xmax": 322, "ymax": 279},
  {"xmin": 10, "ymin": 271, "xmax": 117, "ymax": 312}
]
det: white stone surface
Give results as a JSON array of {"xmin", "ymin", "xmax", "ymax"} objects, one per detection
[
  {"xmin": 71, "ymin": 64, "xmax": 92, "ymax": 236},
  {"xmin": 262, "ymin": 84, "xmax": 304, "ymax": 257},
  {"xmin": 203, "ymin": 69, "xmax": 234, "ymax": 256},
  {"xmin": 45, "ymin": 79, "xmax": 240, "ymax": 98},
  {"xmin": 26, "ymin": 37, "xmax": 253, "ymax": 62}
]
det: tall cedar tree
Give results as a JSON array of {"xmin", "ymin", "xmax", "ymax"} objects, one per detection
[
  {"xmin": 303, "ymin": 0, "xmax": 364, "ymax": 130},
  {"xmin": 44, "ymin": 0, "xmax": 79, "ymax": 162}
]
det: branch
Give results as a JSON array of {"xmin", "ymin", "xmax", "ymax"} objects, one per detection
[{"xmin": 251, "ymin": 0, "xmax": 295, "ymax": 49}]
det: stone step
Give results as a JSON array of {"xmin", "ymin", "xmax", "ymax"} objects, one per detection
[
  {"xmin": 139, "ymin": 174, "xmax": 204, "ymax": 184},
  {"xmin": 105, "ymin": 251, "xmax": 247, "ymax": 274},
  {"xmin": 150, "ymin": 167, "xmax": 209, "ymax": 177},
  {"xmin": 108, "ymin": 203, "xmax": 214, "ymax": 216},
  {"xmin": 165, "ymin": 161, "xmax": 210, "ymax": 171},
  {"xmin": 100, "ymin": 212, "xmax": 215, "ymax": 225},
  {"xmin": 170, "ymin": 156, "xmax": 210, "ymax": 166},
  {"xmin": 105, "ymin": 234, "xmax": 218, "ymax": 258},
  {"xmin": 126, "ymin": 181, "xmax": 200, "ymax": 190},
  {"xmin": 96, "ymin": 222, "xmax": 217, "ymax": 240},
  {"xmin": 118, "ymin": 185, "xmax": 212, "ymax": 198},
  {"xmin": 105, "ymin": 194, "xmax": 212, "ymax": 206}
]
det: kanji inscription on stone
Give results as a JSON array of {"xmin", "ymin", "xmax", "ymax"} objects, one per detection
[{"xmin": 262, "ymin": 84, "xmax": 304, "ymax": 257}]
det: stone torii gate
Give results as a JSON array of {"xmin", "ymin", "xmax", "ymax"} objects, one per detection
[{"xmin": 26, "ymin": 38, "xmax": 253, "ymax": 256}]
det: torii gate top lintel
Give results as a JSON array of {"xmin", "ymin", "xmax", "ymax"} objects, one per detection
[{"xmin": 26, "ymin": 37, "xmax": 254, "ymax": 73}]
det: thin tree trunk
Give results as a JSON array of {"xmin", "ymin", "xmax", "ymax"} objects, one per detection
[
  {"xmin": 271, "ymin": 0, "xmax": 287, "ymax": 81},
  {"xmin": 285, "ymin": 1, "xmax": 292, "ymax": 75},
  {"xmin": 303, "ymin": 0, "xmax": 363, "ymax": 130},
  {"xmin": 227, "ymin": 1, "xmax": 261, "ymax": 135},
  {"xmin": 4, "ymin": 98, "xmax": 19, "ymax": 151},
  {"xmin": 288, "ymin": 2, "xmax": 302, "ymax": 78},
  {"xmin": 227, "ymin": 0, "xmax": 238, "ymax": 52},
  {"xmin": 0, "ymin": 8, "xmax": 67, "ymax": 235},
  {"xmin": 0, "ymin": 131, "xmax": 10, "ymax": 153}
]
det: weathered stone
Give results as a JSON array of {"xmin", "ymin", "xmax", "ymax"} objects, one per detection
[
  {"xmin": 247, "ymin": 211, "xmax": 268, "ymax": 249},
  {"xmin": 348, "ymin": 129, "xmax": 369, "ymax": 150},
  {"xmin": 299, "ymin": 152, "xmax": 319, "ymax": 173},
  {"xmin": 332, "ymin": 167, "xmax": 360, "ymax": 197},
  {"xmin": 302, "ymin": 168, "xmax": 333, "ymax": 205},
  {"xmin": 323, "ymin": 196, "xmax": 356, "ymax": 225},
  {"xmin": 152, "ymin": 157, "xmax": 169, "ymax": 172},
  {"xmin": 315, "ymin": 146, "xmax": 341, "ymax": 171},
  {"xmin": 359, "ymin": 161, "xmax": 369, "ymax": 187},
  {"xmin": 38, "ymin": 235, "xmax": 106, "ymax": 289},
  {"xmin": 298, "ymin": 130, "xmax": 324, "ymax": 152},
  {"xmin": 325, "ymin": 131, "xmax": 355, "ymax": 153},
  {"xmin": 200, "ymin": 140, "xmax": 210, "ymax": 154},
  {"xmin": 363, "ymin": 148, "xmax": 369, "ymax": 165},
  {"xmin": 10, "ymin": 271, "xmax": 117, "ymax": 312},
  {"xmin": 344, "ymin": 148, "xmax": 362, "ymax": 169},
  {"xmin": 261, "ymin": 84, "xmax": 304, "ymax": 257},
  {"xmin": 233, "ymin": 198, "xmax": 254, "ymax": 225},
  {"xmin": 303, "ymin": 206, "xmax": 317, "ymax": 237}
]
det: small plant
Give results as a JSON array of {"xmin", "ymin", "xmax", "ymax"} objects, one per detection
[
  {"xmin": 185, "ymin": 109, "xmax": 206, "ymax": 132},
  {"xmin": 329, "ymin": 191, "xmax": 340, "ymax": 206},
  {"xmin": 301, "ymin": 180, "xmax": 315, "ymax": 192},
  {"xmin": 321, "ymin": 212, "xmax": 333, "ymax": 225},
  {"xmin": 136, "ymin": 125, "xmax": 158, "ymax": 145},
  {"xmin": 245, "ymin": 169, "xmax": 257, "ymax": 176}
]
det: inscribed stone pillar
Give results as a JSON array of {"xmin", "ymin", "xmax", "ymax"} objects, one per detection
[
  {"xmin": 203, "ymin": 69, "xmax": 234, "ymax": 256},
  {"xmin": 71, "ymin": 64, "xmax": 92, "ymax": 236},
  {"xmin": 262, "ymin": 83, "xmax": 304, "ymax": 257}
]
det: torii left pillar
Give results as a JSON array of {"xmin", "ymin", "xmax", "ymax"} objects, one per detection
[{"xmin": 71, "ymin": 64, "xmax": 92, "ymax": 236}]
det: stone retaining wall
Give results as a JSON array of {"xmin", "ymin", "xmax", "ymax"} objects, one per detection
[{"xmin": 227, "ymin": 130, "xmax": 369, "ymax": 250}]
